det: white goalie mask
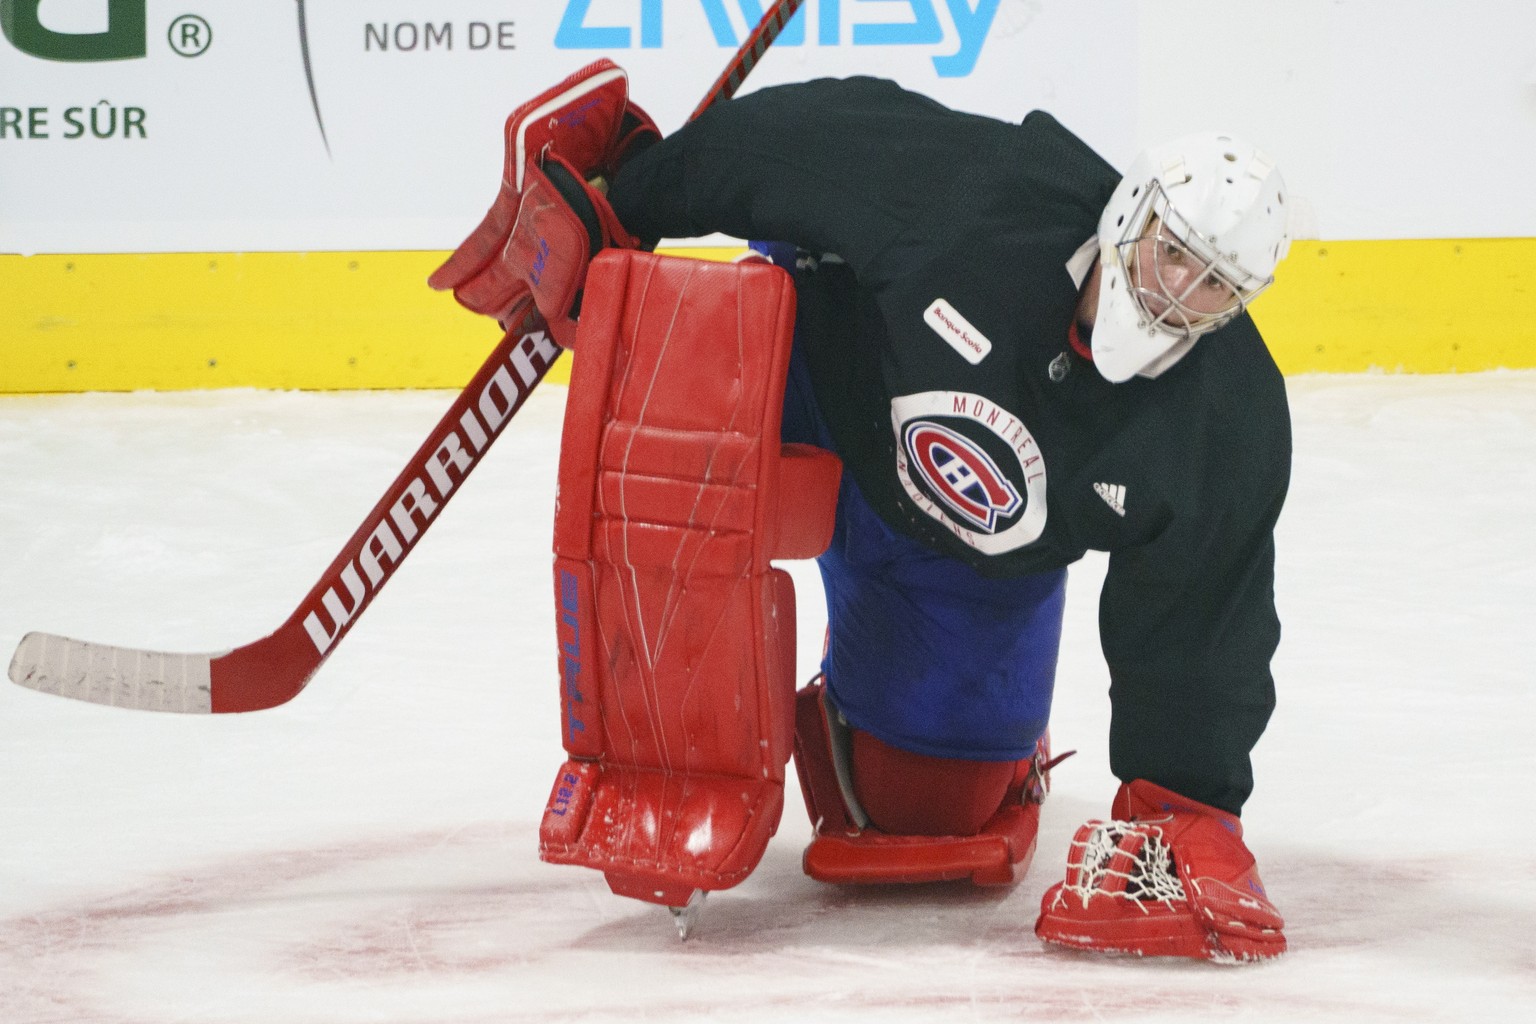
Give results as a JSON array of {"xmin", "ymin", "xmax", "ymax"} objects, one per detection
[{"xmin": 1090, "ymin": 132, "xmax": 1291, "ymax": 383}]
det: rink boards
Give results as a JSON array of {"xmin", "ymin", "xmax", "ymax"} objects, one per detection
[{"xmin": 2, "ymin": 238, "xmax": 1534, "ymax": 392}]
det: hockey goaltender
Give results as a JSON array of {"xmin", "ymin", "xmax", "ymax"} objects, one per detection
[{"xmin": 431, "ymin": 59, "xmax": 1293, "ymax": 962}]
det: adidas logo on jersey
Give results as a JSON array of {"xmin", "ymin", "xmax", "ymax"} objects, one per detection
[{"xmin": 1094, "ymin": 482, "xmax": 1127, "ymax": 517}]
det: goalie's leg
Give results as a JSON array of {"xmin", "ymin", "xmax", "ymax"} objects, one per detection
[
  {"xmin": 539, "ymin": 249, "xmax": 841, "ymax": 910},
  {"xmin": 779, "ymin": 318, "xmax": 1069, "ymax": 886},
  {"xmin": 794, "ymin": 677, "xmax": 1059, "ymax": 886}
]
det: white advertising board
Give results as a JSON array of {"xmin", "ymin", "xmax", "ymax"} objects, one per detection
[{"xmin": 0, "ymin": 0, "xmax": 1138, "ymax": 254}]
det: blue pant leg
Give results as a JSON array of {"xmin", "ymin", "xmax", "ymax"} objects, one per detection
[{"xmin": 816, "ymin": 493, "xmax": 1066, "ymax": 761}]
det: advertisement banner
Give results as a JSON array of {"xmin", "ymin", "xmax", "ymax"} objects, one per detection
[{"xmin": 1, "ymin": 0, "xmax": 1138, "ymax": 254}]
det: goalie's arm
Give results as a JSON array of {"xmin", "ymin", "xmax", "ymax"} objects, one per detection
[
  {"xmin": 1098, "ymin": 344, "xmax": 1292, "ymax": 817},
  {"xmin": 608, "ymin": 77, "xmax": 957, "ymax": 284}
]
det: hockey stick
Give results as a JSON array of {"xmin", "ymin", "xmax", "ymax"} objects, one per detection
[
  {"xmin": 6, "ymin": 0, "xmax": 806, "ymax": 714},
  {"xmin": 692, "ymin": 0, "xmax": 804, "ymax": 121},
  {"xmin": 9, "ymin": 315, "xmax": 559, "ymax": 713}
]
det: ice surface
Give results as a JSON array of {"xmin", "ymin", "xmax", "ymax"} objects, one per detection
[{"xmin": 2, "ymin": 373, "xmax": 1534, "ymax": 1022}]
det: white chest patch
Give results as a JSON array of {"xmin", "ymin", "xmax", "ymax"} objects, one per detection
[
  {"xmin": 891, "ymin": 391, "xmax": 1048, "ymax": 555},
  {"xmin": 923, "ymin": 298, "xmax": 992, "ymax": 365}
]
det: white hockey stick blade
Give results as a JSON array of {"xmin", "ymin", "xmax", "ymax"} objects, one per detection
[{"xmin": 9, "ymin": 632, "xmax": 216, "ymax": 714}]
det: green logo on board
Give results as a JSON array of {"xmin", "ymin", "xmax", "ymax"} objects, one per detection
[{"xmin": 1, "ymin": 0, "xmax": 147, "ymax": 62}]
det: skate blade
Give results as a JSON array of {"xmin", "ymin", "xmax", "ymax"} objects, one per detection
[{"xmin": 667, "ymin": 890, "xmax": 707, "ymax": 940}]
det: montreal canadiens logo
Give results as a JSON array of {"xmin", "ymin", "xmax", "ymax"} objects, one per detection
[
  {"xmin": 903, "ymin": 422, "xmax": 1022, "ymax": 532},
  {"xmin": 892, "ymin": 391, "xmax": 1048, "ymax": 555}
]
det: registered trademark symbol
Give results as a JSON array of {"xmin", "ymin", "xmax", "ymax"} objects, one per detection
[{"xmin": 168, "ymin": 14, "xmax": 212, "ymax": 57}]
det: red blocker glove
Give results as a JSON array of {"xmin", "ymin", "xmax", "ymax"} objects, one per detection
[
  {"xmin": 1035, "ymin": 779, "xmax": 1285, "ymax": 962},
  {"xmin": 429, "ymin": 59, "xmax": 658, "ymax": 343}
]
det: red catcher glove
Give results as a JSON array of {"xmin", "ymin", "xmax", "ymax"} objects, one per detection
[
  {"xmin": 429, "ymin": 58, "xmax": 658, "ymax": 344},
  {"xmin": 1035, "ymin": 779, "xmax": 1286, "ymax": 962}
]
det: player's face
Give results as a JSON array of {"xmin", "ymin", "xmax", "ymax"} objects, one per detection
[{"xmin": 1128, "ymin": 217, "xmax": 1243, "ymax": 332}]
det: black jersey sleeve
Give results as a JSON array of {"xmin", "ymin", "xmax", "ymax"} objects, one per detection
[
  {"xmin": 1097, "ymin": 338, "xmax": 1292, "ymax": 817},
  {"xmin": 608, "ymin": 77, "xmax": 986, "ymax": 288}
]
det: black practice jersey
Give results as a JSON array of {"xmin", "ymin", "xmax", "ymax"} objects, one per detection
[{"xmin": 609, "ymin": 77, "xmax": 1291, "ymax": 814}]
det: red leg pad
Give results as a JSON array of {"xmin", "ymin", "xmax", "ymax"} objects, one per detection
[
  {"xmin": 793, "ymin": 682, "xmax": 860, "ymax": 835},
  {"xmin": 540, "ymin": 252, "xmax": 841, "ymax": 905},
  {"xmin": 541, "ymin": 758, "xmax": 786, "ymax": 906},
  {"xmin": 793, "ymin": 681, "xmax": 1046, "ymax": 887},
  {"xmin": 851, "ymin": 730, "xmax": 1016, "ymax": 837}
]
